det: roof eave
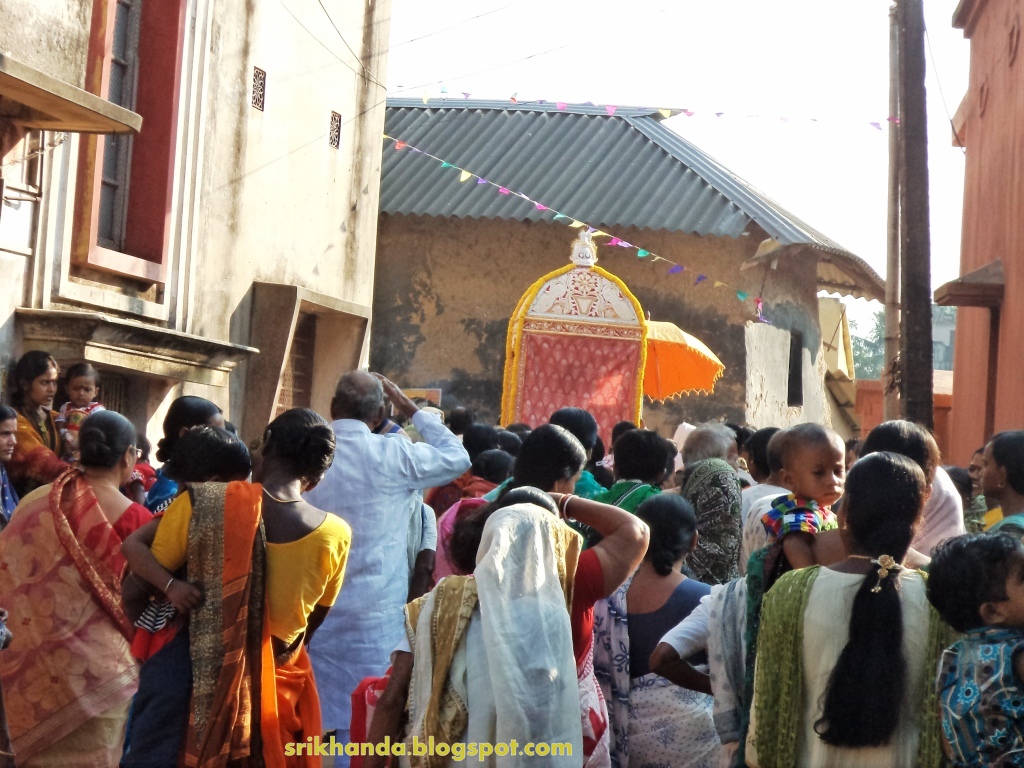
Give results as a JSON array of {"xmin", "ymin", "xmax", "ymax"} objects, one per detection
[{"xmin": 0, "ymin": 52, "xmax": 142, "ymax": 135}]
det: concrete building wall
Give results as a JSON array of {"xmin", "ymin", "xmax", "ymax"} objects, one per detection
[
  {"xmin": 373, "ymin": 214, "xmax": 831, "ymax": 437},
  {"xmin": 949, "ymin": 0, "xmax": 1024, "ymax": 463},
  {"xmin": 0, "ymin": 0, "xmax": 390, "ymax": 445},
  {"xmin": 0, "ymin": 0, "xmax": 93, "ymax": 85}
]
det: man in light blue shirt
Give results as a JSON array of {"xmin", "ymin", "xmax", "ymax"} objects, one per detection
[{"xmin": 305, "ymin": 371, "xmax": 469, "ymax": 763}]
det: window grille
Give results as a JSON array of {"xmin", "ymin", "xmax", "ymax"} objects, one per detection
[
  {"xmin": 329, "ymin": 111, "xmax": 342, "ymax": 148},
  {"xmin": 252, "ymin": 67, "xmax": 266, "ymax": 111}
]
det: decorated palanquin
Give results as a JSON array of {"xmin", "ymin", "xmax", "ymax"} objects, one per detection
[{"xmin": 501, "ymin": 232, "xmax": 647, "ymax": 440}]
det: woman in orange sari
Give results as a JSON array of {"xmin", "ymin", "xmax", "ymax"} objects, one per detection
[
  {"xmin": 6, "ymin": 350, "xmax": 68, "ymax": 497},
  {"xmin": 0, "ymin": 410, "xmax": 151, "ymax": 766},
  {"xmin": 122, "ymin": 407, "xmax": 351, "ymax": 766}
]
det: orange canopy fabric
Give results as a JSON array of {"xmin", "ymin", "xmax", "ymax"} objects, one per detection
[{"xmin": 643, "ymin": 320, "xmax": 725, "ymax": 400}]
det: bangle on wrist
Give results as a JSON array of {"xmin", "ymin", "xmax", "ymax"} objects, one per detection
[
  {"xmin": 558, "ymin": 493, "xmax": 575, "ymax": 521},
  {"xmin": 164, "ymin": 577, "xmax": 175, "ymax": 593}
]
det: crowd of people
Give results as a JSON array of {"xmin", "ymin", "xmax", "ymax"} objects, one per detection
[{"xmin": 1, "ymin": 348, "xmax": 1024, "ymax": 767}]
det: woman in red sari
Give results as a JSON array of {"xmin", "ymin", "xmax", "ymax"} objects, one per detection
[
  {"xmin": 0, "ymin": 410, "xmax": 151, "ymax": 766},
  {"xmin": 6, "ymin": 350, "xmax": 68, "ymax": 497}
]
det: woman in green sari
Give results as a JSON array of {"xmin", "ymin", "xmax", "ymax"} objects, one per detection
[{"xmin": 747, "ymin": 452, "xmax": 954, "ymax": 768}]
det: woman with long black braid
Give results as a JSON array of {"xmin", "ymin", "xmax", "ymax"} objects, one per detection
[{"xmin": 746, "ymin": 452, "xmax": 954, "ymax": 767}]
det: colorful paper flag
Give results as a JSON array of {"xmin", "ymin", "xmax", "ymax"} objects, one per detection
[
  {"xmin": 556, "ymin": 102, "xmax": 567, "ymax": 110},
  {"xmin": 553, "ymin": 213, "xmax": 568, "ymax": 220},
  {"xmin": 394, "ymin": 141, "xmax": 407, "ymax": 150},
  {"xmin": 476, "ymin": 177, "xmax": 488, "ymax": 184},
  {"xmin": 606, "ymin": 105, "xmax": 617, "ymax": 116},
  {"xmin": 668, "ymin": 265, "xmax": 684, "ymax": 274},
  {"xmin": 422, "ymin": 93, "xmax": 429, "ymax": 104},
  {"xmin": 608, "ymin": 237, "xmax": 622, "ymax": 246},
  {"xmin": 535, "ymin": 203, "xmax": 548, "ymax": 211},
  {"xmin": 498, "ymin": 187, "xmax": 510, "ymax": 194},
  {"xmin": 459, "ymin": 170, "xmax": 472, "ymax": 182},
  {"xmin": 736, "ymin": 291, "xmax": 749, "ymax": 301},
  {"xmin": 695, "ymin": 274, "xmax": 708, "ymax": 285},
  {"xmin": 570, "ymin": 220, "xmax": 585, "ymax": 228},
  {"xmin": 659, "ymin": 109, "xmax": 671, "ymax": 118},
  {"xmin": 593, "ymin": 231, "xmax": 609, "ymax": 238},
  {"xmin": 440, "ymin": 162, "xmax": 453, "ymax": 168},
  {"xmin": 713, "ymin": 281, "xmax": 725, "ymax": 288},
  {"xmin": 637, "ymin": 249, "xmax": 650, "ymax": 258}
]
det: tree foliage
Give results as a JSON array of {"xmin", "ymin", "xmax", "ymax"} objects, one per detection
[{"xmin": 850, "ymin": 310, "xmax": 886, "ymax": 380}]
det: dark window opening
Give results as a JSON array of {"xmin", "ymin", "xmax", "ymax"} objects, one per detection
[{"xmin": 788, "ymin": 331, "xmax": 803, "ymax": 407}]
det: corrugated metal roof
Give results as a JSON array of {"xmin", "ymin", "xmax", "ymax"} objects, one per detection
[{"xmin": 381, "ymin": 98, "xmax": 884, "ymax": 300}]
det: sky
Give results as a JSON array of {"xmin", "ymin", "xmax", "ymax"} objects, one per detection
[{"xmin": 384, "ymin": 0, "xmax": 971, "ymax": 332}]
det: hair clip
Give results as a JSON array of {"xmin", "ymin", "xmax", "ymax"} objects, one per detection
[{"xmin": 870, "ymin": 554, "xmax": 902, "ymax": 593}]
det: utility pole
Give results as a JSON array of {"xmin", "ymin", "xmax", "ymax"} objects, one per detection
[
  {"xmin": 884, "ymin": 3, "xmax": 901, "ymax": 421},
  {"xmin": 897, "ymin": 0, "xmax": 933, "ymax": 428}
]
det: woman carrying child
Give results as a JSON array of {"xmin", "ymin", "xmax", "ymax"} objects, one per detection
[
  {"xmin": 144, "ymin": 395, "xmax": 225, "ymax": 512},
  {"xmin": 6, "ymin": 350, "xmax": 67, "ymax": 496},
  {"xmin": 746, "ymin": 452, "xmax": 953, "ymax": 767},
  {"xmin": 122, "ymin": 408, "xmax": 350, "ymax": 766}
]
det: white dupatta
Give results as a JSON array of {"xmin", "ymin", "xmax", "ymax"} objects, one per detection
[{"xmin": 405, "ymin": 504, "xmax": 582, "ymax": 766}]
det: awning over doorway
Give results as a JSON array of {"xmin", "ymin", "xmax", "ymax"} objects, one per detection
[
  {"xmin": 16, "ymin": 308, "xmax": 255, "ymax": 387},
  {"xmin": 0, "ymin": 53, "xmax": 142, "ymax": 135},
  {"xmin": 934, "ymin": 259, "xmax": 1004, "ymax": 307}
]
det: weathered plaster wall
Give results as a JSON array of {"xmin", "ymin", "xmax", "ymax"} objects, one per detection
[
  {"xmin": 745, "ymin": 321, "xmax": 834, "ymax": 431},
  {"xmin": 189, "ymin": 0, "xmax": 391, "ymax": 425},
  {"xmin": 0, "ymin": 0, "xmax": 391, "ymax": 444},
  {"xmin": 0, "ymin": 0, "xmax": 92, "ymax": 85},
  {"xmin": 373, "ymin": 214, "xmax": 830, "ymax": 435}
]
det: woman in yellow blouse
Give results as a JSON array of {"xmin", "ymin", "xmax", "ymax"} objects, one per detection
[{"xmin": 123, "ymin": 408, "xmax": 350, "ymax": 767}]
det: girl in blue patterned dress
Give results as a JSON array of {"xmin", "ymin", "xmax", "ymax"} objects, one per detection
[{"xmin": 928, "ymin": 533, "xmax": 1024, "ymax": 767}]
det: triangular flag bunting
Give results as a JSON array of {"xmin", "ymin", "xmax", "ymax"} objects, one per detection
[
  {"xmin": 637, "ymin": 249, "xmax": 650, "ymax": 258},
  {"xmin": 617, "ymin": 240, "xmax": 632, "ymax": 248},
  {"xmin": 476, "ymin": 177, "xmax": 488, "ymax": 184},
  {"xmin": 556, "ymin": 102, "xmax": 567, "ymax": 110},
  {"xmin": 668, "ymin": 265, "xmax": 684, "ymax": 274},
  {"xmin": 736, "ymin": 291, "xmax": 749, "ymax": 301},
  {"xmin": 593, "ymin": 231, "xmax": 609, "ymax": 238},
  {"xmin": 605, "ymin": 105, "xmax": 617, "ymax": 116},
  {"xmin": 498, "ymin": 187, "xmax": 510, "ymax": 194},
  {"xmin": 570, "ymin": 220, "xmax": 584, "ymax": 228},
  {"xmin": 695, "ymin": 274, "xmax": 708, "ymax": 285},
  {"xmin": 459, "ymin": 170, "xmax": 472, "ymax": 182},
  {"xmin": 422, "ymin": 93, "xmax": 429, "ymax": 104},
  {"xmin": 394, "ymin": 141, "xmax": 407, "ymax": 150},
  {"xmin": 659, "ymin": 109, "xmax": 671, "ymax": 118},
  {"xmin": 713, "ymin": 281, "xmax": 725, "ymax": 288},
  {"xmin": 608, "ymin": 237, "xmax": 622, "ymax": 246},
  {"xmin": 535, "ymin": 203, "xmax": 548, "ymax": 211},
  {"xmin": 440, "ymin": 162, "xmax": 453, "ymax": 169},
  {"xmin": 553, "ymin": 213, "xmax": 568, "ymax": 220}
]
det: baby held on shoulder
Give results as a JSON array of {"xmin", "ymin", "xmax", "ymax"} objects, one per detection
[{"xmin": 760, "ymin": 424, "xmax": 846, "ymax": 569}]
